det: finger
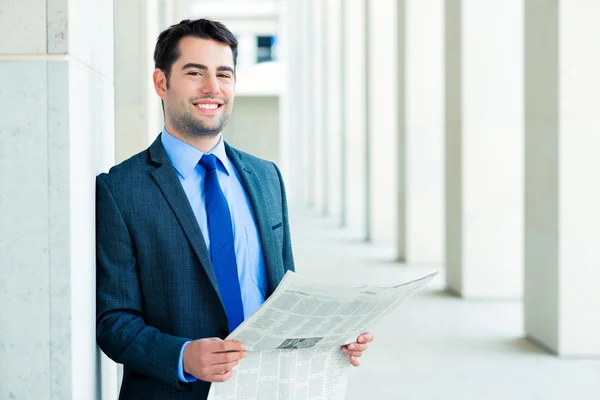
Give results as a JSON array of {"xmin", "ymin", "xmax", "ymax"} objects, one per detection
[
  {"xmin": 350, "ymin": 355, "xmax": 360, "ymax": 367},
  {"xmin": 207, "ymin": 360, "xmax": 239, "ymax": 375},
  {"xmin": 210, "ymin": 369, "xmax": 233, "ymax": 382},
  {"xmin": 345, "ymin": 343, "xmax": 368, "ymax": 352},
  {"xmin": 215, "ymin": 340, "xmax": 246, "ymax": 353},
  {"xmin": 357, "ymin": 332, "xmax": 374, "ymax": 344},
  {"xmin": 341, "ymin": 348, "xmax": 365, "ymax": 357},
  {"xmin": 341, "ymin": 346, "xmax": 365, "ymax": 357},
  {"xmin": 211, "ymin": 350, "xmax": 247, "ymax": 364}
]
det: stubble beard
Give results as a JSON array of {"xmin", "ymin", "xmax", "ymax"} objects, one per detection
[{"xmin": 168, "ymin": 100, "xmax": 231, "ymax": 139}]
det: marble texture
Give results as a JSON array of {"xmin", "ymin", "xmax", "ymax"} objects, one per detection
[
  {"xmin": 0, "ymin": 46, "xmax": 115, "ymax": 400},
  {"xmin": 444, "ymin": 0, "xmax": 463, "ymax": 294},
  {"xmin": 277, "ymin": 1, "xmax": 293, "ymax": 193},
  {"xmin": 404, "ymin": 0, "xmax": 444, "ymax": 264},
  {"xmin": 68, "ymin": 59, "xmax": 115, "ymax": 400},
  {"xmin": 58, "ymin": 0, "xmax": 114, "ymax": 80},
  {"xmin": 47, "ymin": 60, "xmax": 72, "ymax": 400},
  {"xmin": 0, "ymin": 0, "xmax": 47, "ymax": 53},
  {"xmin": 523, "ymin": 0, "xmax": 560, "ymax": 354},
  {"xmin": 324, "ymin": 0, "xmax": 343, "ymax": 220},
  {"xmin": 309, "ymin": 0, "xmax": 326, "ymax": 214},
  {"xmin": 367, "ymin": 0, "xmax": 398, "ymax": 247},
  {"xmin": 299, "ymin": 0, "xmax": 312, "ymax": 206},
  {"xmin": 47, "ymin": 0, "xmax": 68, "ymax": 53},
  {"xmin": 1, "ymin": 1, "xmax": 114, "ymax": 398},
  {"xmin": 524, "ymin": 0, "xmax": 600, "ymax": 356},
  {"xmin": 0, "ymin": 60, "xmax": 50, "ymax": 400},
  {"xmin": 114, "ymin": 0, "xmax": 160, "ymax": 163},
  {"xmin": 445, "ymin": 0, "xmax": 524, "ymax": 298},
  {"xmin": 341, "ymin": 0, "xmax": 367, "ymax": 234},
  {"xmin": 556, "ymin": 0, "xmax": 600, "ymax": 356}
]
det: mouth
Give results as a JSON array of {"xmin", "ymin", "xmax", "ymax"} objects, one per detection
[
  {"xmin": 192, "ymin": 100, "xmax": 225, "ymax": 115},
  {"xmin": 194, "ymin": 103, "xmax": 222, "ymax": 110}
]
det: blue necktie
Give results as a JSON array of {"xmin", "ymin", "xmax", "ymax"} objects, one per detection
[{"xmin": 199, "ymin": 154, "xmax": 244, "ymax": 331}]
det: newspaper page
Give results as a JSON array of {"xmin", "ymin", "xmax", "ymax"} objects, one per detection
[{"xmin": 207, "ymin": 271, "xmax": 438, "ymax": 400}]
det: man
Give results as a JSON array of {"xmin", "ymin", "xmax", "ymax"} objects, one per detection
[{"xmin": 96, "ymin": 18, "xmax": 373, "ymax": 399}]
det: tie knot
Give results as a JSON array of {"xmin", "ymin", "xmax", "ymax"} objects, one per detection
[{"xmin": 199, "ymin": 154, "xmax": 218, "ymax": 173}]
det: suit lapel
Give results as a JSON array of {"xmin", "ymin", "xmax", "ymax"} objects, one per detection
[
  {"xmin": 225, "ymin": 143, "xmax": 283, "ymax": 294},
  {"xmin": 148, "ymin": 136, "xmax": 223, "ymax": 302}
]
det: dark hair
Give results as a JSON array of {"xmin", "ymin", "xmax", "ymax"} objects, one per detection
[{"xmin": 154, "ymin": 18, "xmax": 238, "ymax": 87}]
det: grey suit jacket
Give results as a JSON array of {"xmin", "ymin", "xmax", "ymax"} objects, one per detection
[{"xmin": 96, "ymin": 135, "xmax": 294, "ymax": 399}]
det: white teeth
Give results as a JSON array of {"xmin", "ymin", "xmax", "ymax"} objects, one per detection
[{"xmin": 196, "ymin": 103, "xmax": 219, "ymax": 110}]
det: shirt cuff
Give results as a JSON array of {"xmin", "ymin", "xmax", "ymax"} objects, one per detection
[{"xmin": 178, "ymin": 341, "xmax": 198, "ymax": 382}]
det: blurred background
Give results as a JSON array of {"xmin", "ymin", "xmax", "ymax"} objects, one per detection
[{"xmin": 1, "ymin": 0, "xmax": 600, "ymax": 399}]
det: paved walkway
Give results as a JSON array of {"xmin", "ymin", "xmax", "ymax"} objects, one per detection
[{"xmin": 289, "ymin": 206, "xmax": 600, "ymax": 400}]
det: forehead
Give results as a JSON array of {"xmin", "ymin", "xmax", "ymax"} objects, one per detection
[{"xmin": 174, "ymin": 36, "xmax": 234, "ymax": 67}]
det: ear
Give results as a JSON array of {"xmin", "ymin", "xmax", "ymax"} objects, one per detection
[{"xmin": 153, "ymin": 69, "xmax": 167, "ymax": 100}]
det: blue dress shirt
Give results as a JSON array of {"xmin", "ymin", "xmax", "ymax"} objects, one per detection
[{"xmin": 160, "ymin": 128, "xmax": 267, "ymax": 381}]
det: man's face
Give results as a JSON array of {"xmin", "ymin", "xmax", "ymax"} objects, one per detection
[{"xmin": 160, "ymin": 36, "xmax": 235, "ymax": 138}]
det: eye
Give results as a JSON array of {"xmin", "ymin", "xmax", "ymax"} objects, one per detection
[
  {"xmin": 218, "ymin": 74, "xmax": 232, "ymax": 79},
  {"xmin": 187, "ymin": 71, "xmax": 202, "ymax": 76}
]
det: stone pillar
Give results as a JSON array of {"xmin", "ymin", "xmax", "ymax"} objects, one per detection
[
  {"xmin": 279, "ymin": 0, "xmax": 306, "ymax": 199},
  {"xmin": 402, "ymin": 0, "xmax": 444, "ymax": 263},
  {"xmin": 445, "ymin": 0, "xmax": 524, "ymax": 297},
  {"xmin": 287, "ymin": 0, "xmax": 307, "ymax": 204},
  {"xmin": 0, "ymin": 1, "xmax": 115, "ymax": 399},
  {"xmin": 325, "ymin": 0, "xmax": 343, "ymax": 221},
  {"xmin": 342, "ymin": 0, "xmax": 368, "ymax": 235},
  {"xmin": 339, "ymin": 0, "xmax": 348, "ymax": 226},
  {"xmin": 311, "ymin": 0, "xmax": 327, "ymax": 214},
  {"xmin": 115, "ymin": 0, "xmax": 163, "ymax": 164},
  {"xmin": 301, "ymin": 0, "xmax": 314, "ymax": 206},
  {"xmin": 367, "ymin": 0, "xmax": 398, "ymax": 246},
  {"xmin": 524, "ymin": 0, "xmax": 600, "ymax": 356}
]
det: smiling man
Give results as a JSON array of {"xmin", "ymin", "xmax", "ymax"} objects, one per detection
[{"xmin": 95, "ymin": 19, "xmax": 373, "ymax": 400}]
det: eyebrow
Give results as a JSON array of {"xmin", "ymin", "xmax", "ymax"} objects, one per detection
[{"xmin": 181, "ymin": 63, "xmax": 234, "ymax": 74}]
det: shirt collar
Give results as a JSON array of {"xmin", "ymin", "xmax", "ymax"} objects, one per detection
[{"xmin": 160, "ymin": 127, "xmax": 232, "ymax": 178}]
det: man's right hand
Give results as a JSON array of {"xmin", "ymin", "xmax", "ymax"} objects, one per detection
[{"xmin": 183, "ymin": 338, "xmax": 247, "ymax": 382}]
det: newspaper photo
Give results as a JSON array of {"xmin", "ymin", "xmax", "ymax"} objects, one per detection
[{"xmin": 207, "ymin": 271, "xmax": 438, "ymax": 400}]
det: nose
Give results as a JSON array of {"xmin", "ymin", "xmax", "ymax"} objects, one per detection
[{"xmin": 201, "ymin": 75, "xmax": 220, "ymax": 95}]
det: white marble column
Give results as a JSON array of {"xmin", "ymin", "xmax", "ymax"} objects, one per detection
[
  {"xmin": 0, "ymin": 1, "xmax": 115, "ymax": 399},
  {"xmin": 402, "ymin": 0, "xmax": 444, "ymax": 263},
  {"xmin": 279, "ymin": 0, "xmax": 299, "ymax": 202},
  {"xmin": 338, "ymin": 0, "xmax": 348, "ymax": 226},
  {"xmin": 325, "ymin": 0, "xmax": 343, "ymax": 221},
  {"xmin": 367, "ymin": 0, "xmax": 398, "ymax": 246},
  {"xmin": 278, "ymin": 0, "xmax": 295, "ymax": 196},
  {"xmin": 445, "ymin": 0, "xmax": 523, "ymax": 297},
  {"xmin": 342, "ymin": 0, "xmax": 368, "ymax": 235},
  {"xmin": 311, "ymin": 0, "xmax": 327, "ymax": 214},
  {"xmin": 524, "ymin": 0, "xmax": 600, "ymax": 356},
  {"xmin": 300, "ymin": 0, "xmax": 314, "ymax": 206},
  {"xmin": 115, "ymin": 0, "xmax": 164, "ymax": 163}
]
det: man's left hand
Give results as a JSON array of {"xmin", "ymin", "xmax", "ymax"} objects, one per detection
[{"xmin": 340, "ymin": 332, "xmax": 374, "ymax": 367}]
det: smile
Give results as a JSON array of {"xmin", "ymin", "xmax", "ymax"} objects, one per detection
[{"xmin": 195, "ymin": 103, "xmax": 220, "ymax": 110}]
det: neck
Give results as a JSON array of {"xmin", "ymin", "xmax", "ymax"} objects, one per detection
[{"xmin": 165, "ymin": 122, "xmax": 221, "ymax": 153}]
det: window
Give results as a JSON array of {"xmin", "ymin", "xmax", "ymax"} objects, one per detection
[{"xmin": 256, "ymin": 35, "xmax": 276, "ymax": 63}]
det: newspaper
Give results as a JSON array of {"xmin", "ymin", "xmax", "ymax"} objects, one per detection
[{"xmin": 207, "ymin": 271, "xmax": 438, "ymax": 400}]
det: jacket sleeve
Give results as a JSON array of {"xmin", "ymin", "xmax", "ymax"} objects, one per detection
[
  {"xmin": 273, "ymin": 164, "xmax": 295, "ymax": 273},
  {"xmin": 95, "ymin": 174, "xmax": 192, "ymax": 392}
]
